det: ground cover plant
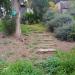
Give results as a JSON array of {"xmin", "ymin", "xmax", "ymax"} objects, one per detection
[
  {"xmin": 0, "ymin": 20, "xmax": 3, "ymax": 32},
  {"xmin": 0, "ymin": 60, "xmax": 44, "ymax": 75},
  {"xmin": 21, "ymin": 23, "xmax": 46, "ymax": 35},
  {"xmin": 40, "ymin": 49, "xmax": 75, "ymax": 75},
  {"xmin": 0, "ymin": 49, "xmax": 75, "ymax": 75}
]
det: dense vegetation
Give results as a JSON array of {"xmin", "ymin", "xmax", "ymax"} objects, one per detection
[
  {"xmin": 0, "ymin": 60, "xmax": 44, "ymax": 75},
  {"xmin": 1, "ymin": 0, "xmax": 75, "ymax": 41},
  {"xmin": 40, "ymin": 49, "xmax": 75, "ymax": 75},
  {"xmin": 0, "ymin": 49, "xmax": 75, "ymax": 75}
]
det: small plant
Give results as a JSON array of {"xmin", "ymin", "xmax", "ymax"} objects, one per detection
[
  {"xmin": 2, "ymin": 16, "xmax": 16, "ymax": 35},
  {"xmin": 0, "ymin": 60, "xmax": 44, "ymax": 75},
  {"xmin": 21, "ymin": 12, "xmax": 35, "ymax": 24}
]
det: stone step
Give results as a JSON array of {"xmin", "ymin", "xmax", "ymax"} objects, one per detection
[
  {"xmin": 37, "ymin": 41, "xmax": 56, "ymax": 44},
  {"xmin": 37, "ymin": 37, "xmax": 53, "ymax": 40},
  {"xmin": 35, "ymin": 44, "xmax": 57, "ymax": 49},
  {"xmin": 37, "ymin": 39, "xmax": 54, "ymax": 41},
  {"xmin": 37, "ymin": 48, "xmax": 56, "ymax": 54},
  {"xmin": 36, "ymin": 34, "xmax": 51, "ymax": 36}
]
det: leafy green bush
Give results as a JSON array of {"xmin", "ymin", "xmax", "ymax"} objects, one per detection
[
  {"xmin": 21, "ymin": 12, "xmax": 35, "ymax": 24},
  {"xmin": 2, "ymin": 16, "xmax": 16, "ymax": 35},
  {"xmin": 0, "ymin": 60, "xmax": 44, "ymax": 75},
  {"xmin": 55, "ymin": 25, "xmax": 75, "ymax": 41},
  {"xmin": 40, "ymin": 49, "xmax": 75, "ymax": 75},
  {"xmin": 46, "ymin": 13, "xmax": 74, "ymax": 32},
  {"xmin": 41, "ymin": 56, "xmax": 62, "ymax": 75},
  {"xmin": 43, "ymin": 10, "xmax": 55, "ymax": 24}
]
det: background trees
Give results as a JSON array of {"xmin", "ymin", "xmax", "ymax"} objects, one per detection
[{"xmin": 31, "ymin": 0, "xmax": 49, "ymax": 21}]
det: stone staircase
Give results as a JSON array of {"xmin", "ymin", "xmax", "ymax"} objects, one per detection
[{"xmin": 26, "ymin": 32, "xmax": 57, "ymax": 54}]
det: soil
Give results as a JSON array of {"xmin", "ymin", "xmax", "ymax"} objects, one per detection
[{"xmin": 0, "ymin": 32, "xmax": 75, "ymax": 62}]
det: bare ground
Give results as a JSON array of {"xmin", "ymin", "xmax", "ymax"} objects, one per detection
[{"xmin": 0, "ymin": 32, "xmax": 75, "ymax": 62}]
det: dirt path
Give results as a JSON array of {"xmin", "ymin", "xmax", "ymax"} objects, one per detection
[
  {"xmin": 26, "ymin": 32, "xmax": 75, "ymax": 51},
  {"xmin": 0, "ymin": 32, "xmax": 75, "ymax": 62}
]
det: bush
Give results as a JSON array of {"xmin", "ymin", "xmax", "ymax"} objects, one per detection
[
  {"xmin": 0, "ymin": 60, "xmax": 44, "ymax": 75},
  {"xmin": 41, "ymin": 50, "xmax": 75, "ymax": 75},
  {"xmin": 46, "ymin": 14, "xmax": 74, "ymax": 32},
  {"xmin": 43, "ymin": 10, "xmax": 55, "ymax": 24},
  {"xmin": 2, "ymin": 16, "xmax": 16, "ymax": 35},
  {"xmin": 55, "ymin": 25, "xmax": 75, "ymax": 41},
  {"xmin": 41, "ymin": 56, "xmax": 62, "ymax": 75},
  {"xmin": 44, "ymin": 12, "xmax": 75, "ymax": 41},
  {"xmin": 21, "ymin": 12, "xmax": 36, "ymax": 24}
]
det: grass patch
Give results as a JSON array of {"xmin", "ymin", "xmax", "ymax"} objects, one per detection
[
  {"xmin": 21, "ymin": 23, "xmax": 46, "ymax": 35},
  {"xmin": 0, "ymin": 60, "xmax": 44, "ymax": 75},
  {"xmin": 0, "ymin": 20, "xmax": 3, "ymax": 32}
]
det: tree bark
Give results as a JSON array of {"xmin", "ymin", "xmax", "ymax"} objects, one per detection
[{"xmin": 12, "ymin": 0, "xmax": 21, "ymax": 38}]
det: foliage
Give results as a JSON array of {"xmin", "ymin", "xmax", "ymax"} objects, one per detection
[
  {"xmin": 55, "ymin": 25, "xmax": 74, "ymax": 41},
  {"xmin": 21, "ymin": 24, "xmax": 46, "ymax": 35},
  {"xmin": 0, "ymin": 0, "xmax": 11, "ymax": 15},
  {"xmin": 0, "ymin": 60, "xmax": 44, "ymax": 75},
  {"xmin": 54, "ymin": 21, "xmax": 75, "ymax": 41},
  {"xmin": 31, "ymin": 0, "xmax": 49, "ymax": 21},
  {"xmin": 46, "ymin": 13, "xmax": 74, "ymax": 32},
  {"xmin": 49, "ymin": 1, "xmax": 57, "ymax": 12},
  {"xmin": 2, "ymin": 16, "xmax": 16, "ymax": 35},
  {"xmin": 40, "ymin": 49, "xmax": 75, "ymax": 75},
  {"xmin": 21, "ymin": 12, "xmax": 35, "ymax": 24},
  {"xmin": 43, "ymin": 10, "xmax": 55, "ymax": 24},
  {"xmin": 0, "ymin": 20, "xmax": 3, "ymax": 32}
]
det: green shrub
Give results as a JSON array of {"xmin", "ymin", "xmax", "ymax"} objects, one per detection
[
  {"xmin": 69, "ymin": 25, "xmax": 75, "ymax": 41},
  {"xmin": 2, "ymin": 16, "xmax": 16, "ymax": 35},
  {"xmin": 43, "ymin": 10, "xmax": 55, "ymax": 24},
  {"xmin": 1, "ymin": 60, "xmax": 44, "ymax": 75},
  {"xmin": 56, "ymin": 50, "xmax": 75, "ymax": 75},
  {"xmin": 41, "ymin": 56, "xmax": 62, "ymax": 75},
  {"xmin": 55, "ymin": 25, "xmax": 75, "ymax": 41},
  {"xmin": 21, "ymin": 12, "xmax": 35, "ymax": 24},
  {"xmin": 47, "ymin": 14, "xmax": 74, "ymax": 32},
  {"xmin": 41, "ymin": 50, "xmax": 75, "ymax": 75}
]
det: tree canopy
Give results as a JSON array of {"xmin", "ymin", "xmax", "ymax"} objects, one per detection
[{"xmin": 0, "ymin": 0, "xmax": 11, "ymax": 14}]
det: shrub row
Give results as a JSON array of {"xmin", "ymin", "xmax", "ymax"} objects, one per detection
[
  {"xmin": 40, "ymin": 49, "xmax": 75, "ymax": 75},
  {"xmin": 43, "ymin": 10, "xmax": 75, "ymax": 41}
]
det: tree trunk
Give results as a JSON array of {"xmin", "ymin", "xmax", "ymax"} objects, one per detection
[
  {"xmin": 12, "ymin": 0, "xmax": 21, "ymax": 38},
  {"xmin": 15, "ymin": 0, "xmax": 21, "ymax": 38},
  {"xmin": 15, "ymin": 9, "xmax": 21, "ymax": 38}
]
